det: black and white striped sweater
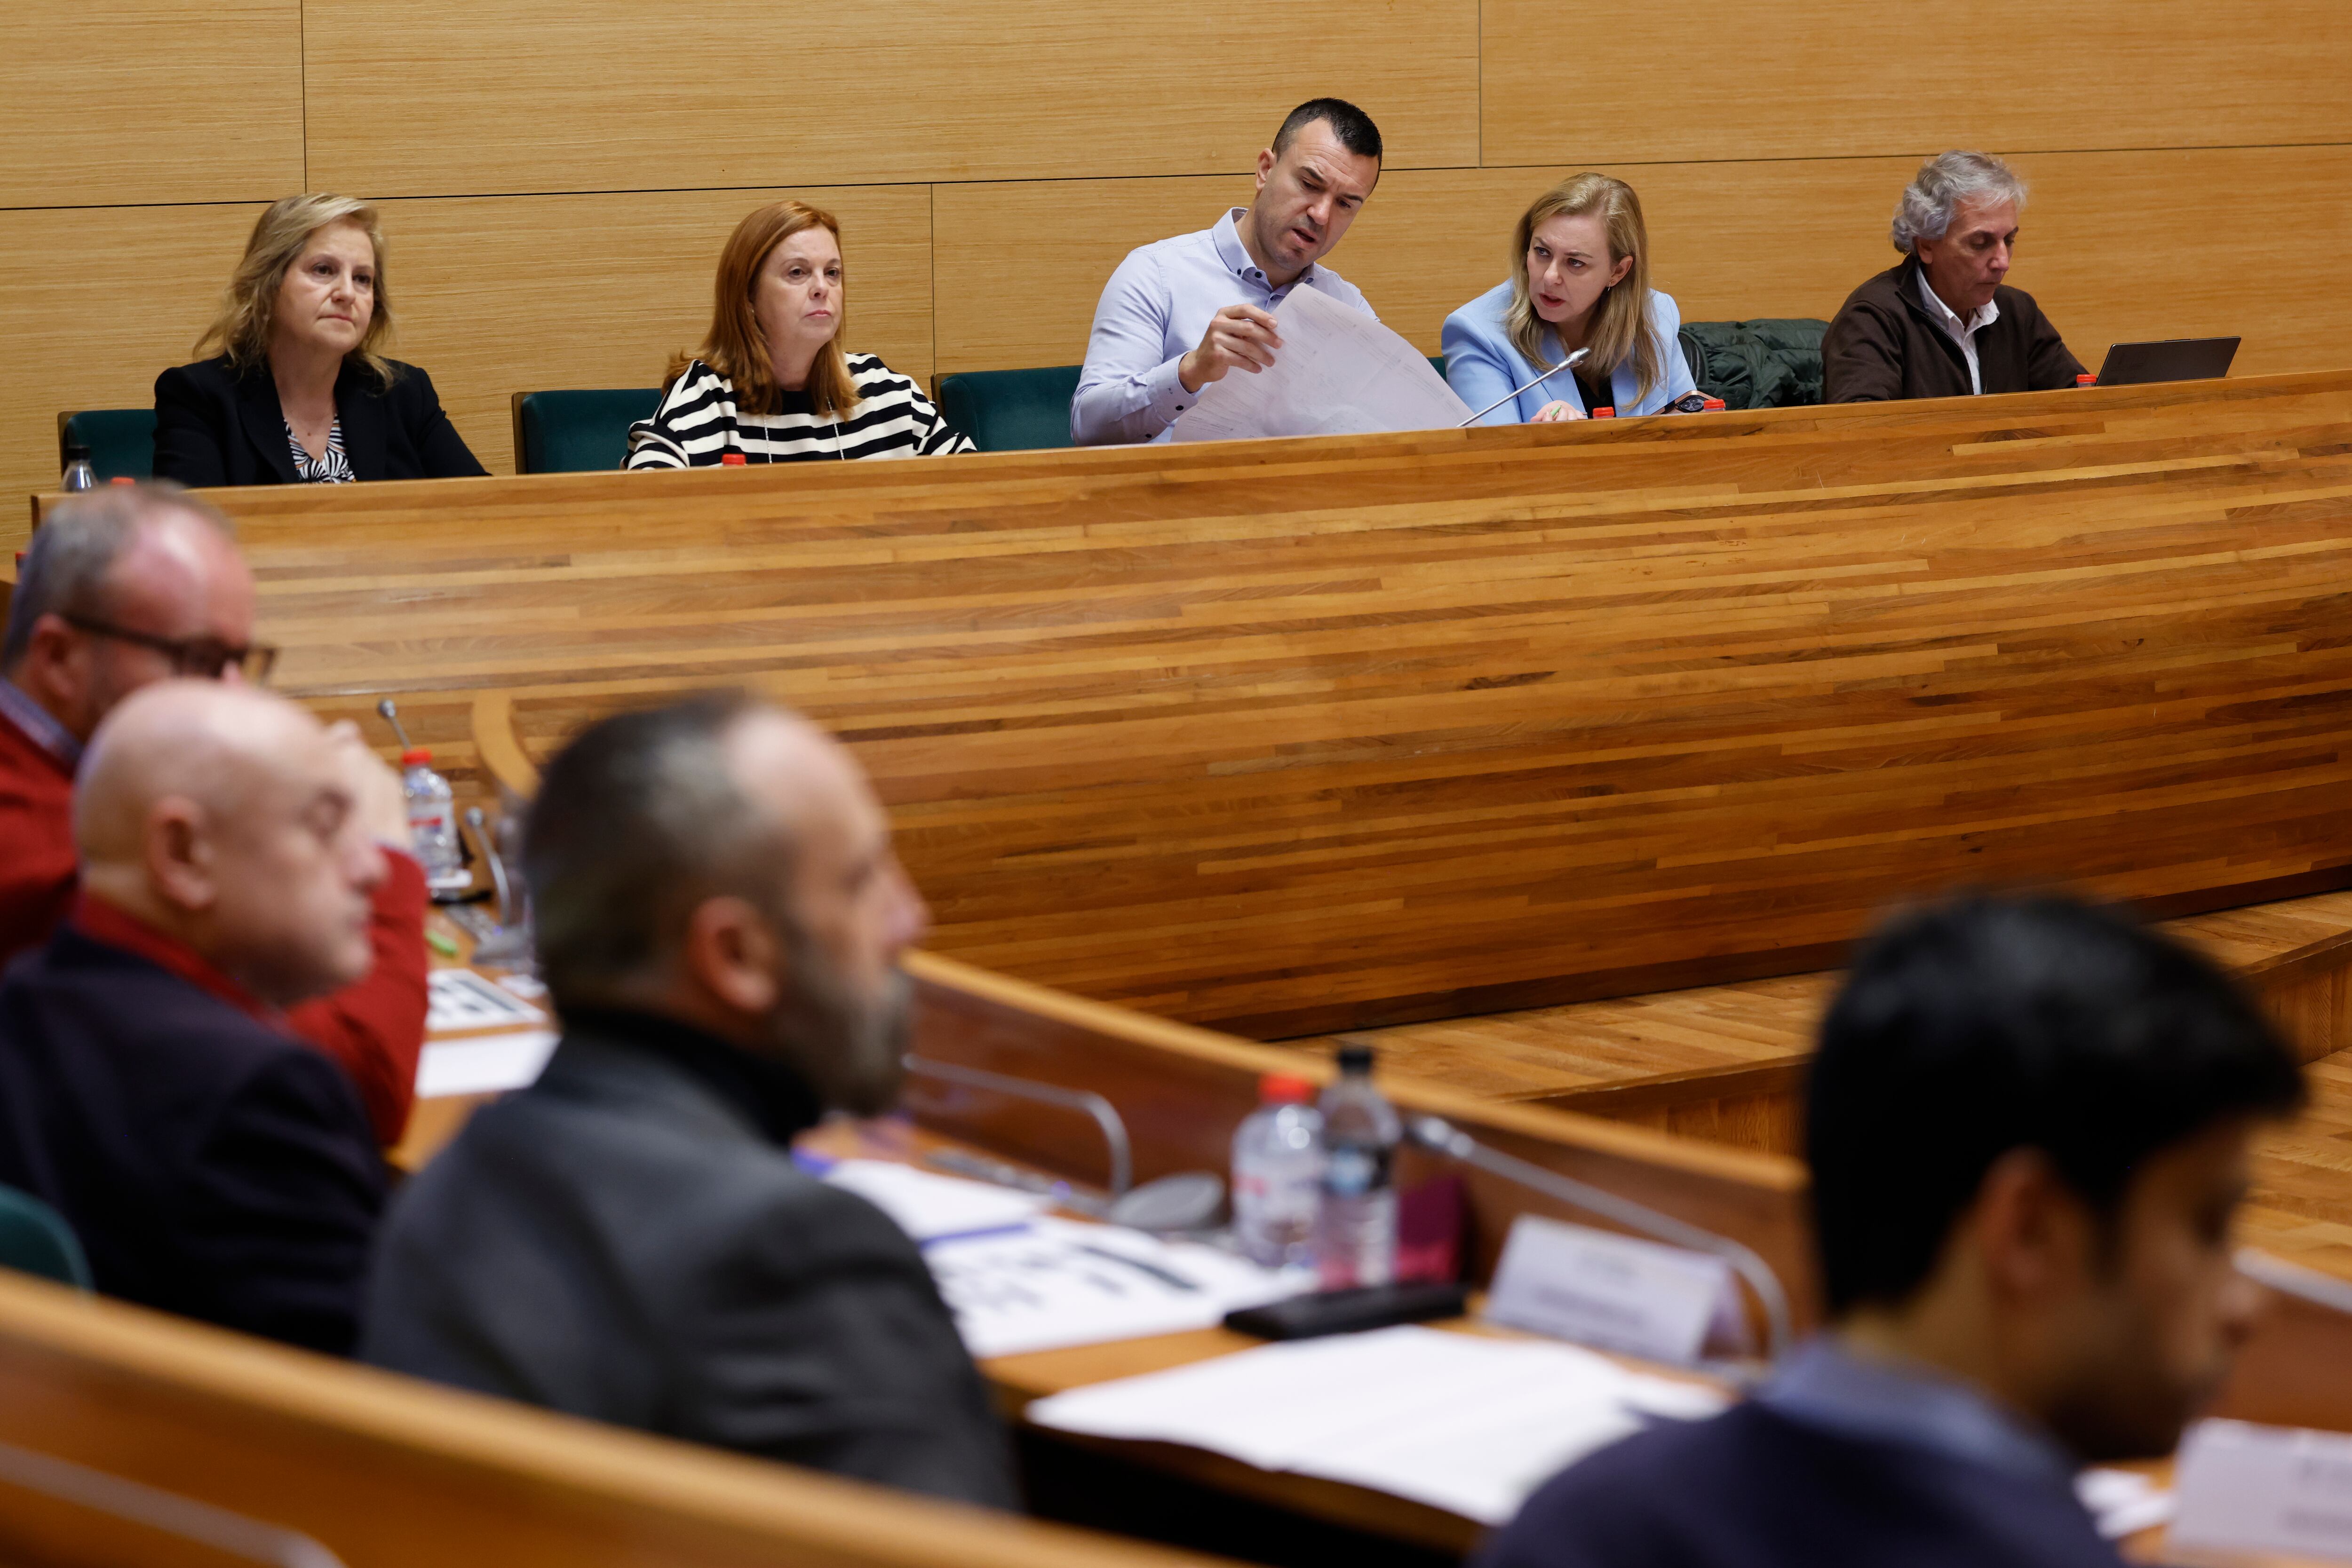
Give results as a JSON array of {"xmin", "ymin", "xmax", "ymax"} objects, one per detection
[{"xmin": 624, "ymin": 354, "xmax": 973, "ymax": 467}]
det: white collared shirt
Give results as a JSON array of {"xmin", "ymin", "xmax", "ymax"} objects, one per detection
[
  {"xmin": 1072, "ymin": 208, "xmax": 1374, "ymax": 444},
  {"xmin": 1915, "ymin": 269, "xmax": 2001, "ymax": 395}
]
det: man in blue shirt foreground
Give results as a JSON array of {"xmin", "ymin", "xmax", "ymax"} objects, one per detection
[
  {"xmin": 1072, "ymin": 97, "xmax": 1382, "ymax": 445},
  {"xmin": 1482, "ymin": 896, "xmax": 2305, "ymax": 1568}
]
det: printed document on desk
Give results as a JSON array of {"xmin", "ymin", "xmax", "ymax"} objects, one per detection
[
  {"xmin": 928, "ymin": 1215, "xmax": 1305, "ymax": 1358},
  {"xmin": 1170, "ymin": 286, "xmax": 1472, "ymax": 443},
  {"xmin": 1029, "ymin": 1325, "xmax": 1727, "ymax": 1524}
]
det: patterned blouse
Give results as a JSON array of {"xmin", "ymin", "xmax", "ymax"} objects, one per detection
[{"xmin": 286, "ymin": 418, "xmax": 357, "ymax": 483}]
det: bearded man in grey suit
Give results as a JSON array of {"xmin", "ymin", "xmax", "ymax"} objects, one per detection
[{"xmin": 362, "ymin": 694, "xmax": 1015, "ymax": 1508}]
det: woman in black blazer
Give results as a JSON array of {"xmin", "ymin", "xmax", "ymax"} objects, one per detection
[{"xmin": 154, "ymin": 195, "xmax": 485, "ymax": 487}]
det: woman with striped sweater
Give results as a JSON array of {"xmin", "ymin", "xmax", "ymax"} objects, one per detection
[{"xmin": 627, "ymin": 201, "xmax": 971, "ymax": 467}]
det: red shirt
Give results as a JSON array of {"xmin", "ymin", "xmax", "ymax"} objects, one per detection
[
  {"xmin": 0, "ymin": 692, "xmax": 428, "ymax": 1144},
  {"xmin": 68, "ymin": 890, "xmax": 280, "ymax": 1022}
]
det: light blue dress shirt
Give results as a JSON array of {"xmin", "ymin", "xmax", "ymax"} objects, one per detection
[
  {"xmin": 1756, "ymin": 1336, "xmax": 2081, "ymax": 1486},
  {"xmin": 1072, "ymin": 208, "xmax": 1376, "ymax": 446},
  {"xmin": 1442, "ymin": 280, "xmax": 1697, "ymax": 425}
]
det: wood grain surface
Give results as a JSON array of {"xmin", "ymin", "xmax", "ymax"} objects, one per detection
[
  {"xmin": 1338, "ymin": 889, "xmax": 2352, "ymax": 1161},
  {"xmin": 0, "ymin": 202, "xmax": 272, "ymax": 505},
  {"xmin": 0, "ymin": 1269, "xmax": 1235, "ymax": 1568},
  {"xmin": 88, "ymin": 372, "xmax": 2352, "ymax": 1039},
  {"xmin": 935, "ymin": 144, "xmax": 2352, "ymax": 378},
  {"xmin": 299, "ymin": 0, "xmax": 1479, "ymax": 195},
  {"xmin": 905, "ymin": 948, "xmax": 1813, "ymax": 1312},
  {"xmin": 0, "ymin": 0, "xmax": 301, "ymax": 208},
  {"xmin": 1479, "ymin": 0, "xmax": 2352, "ymax": 166},
  {"xmin": 379, "ymin": 184, "xmax": 938, "ymax": 473}
]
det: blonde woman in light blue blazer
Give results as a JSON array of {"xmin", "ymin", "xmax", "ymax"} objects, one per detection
[{"xmin": 1443, "ymin": 173, "xmax": 1696, "ymax": 424}]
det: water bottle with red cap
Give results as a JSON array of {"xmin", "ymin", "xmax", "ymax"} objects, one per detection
[
  {"xmin": 400, "ymin": 748, "xmax": 462, "ymax": 880},
  {"xmin": 1232, "ymin": 1073, "xmax": 1324, "ymax": 1268}
]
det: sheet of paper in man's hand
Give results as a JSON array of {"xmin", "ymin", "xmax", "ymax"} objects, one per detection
[{"xmin": 1171, "ymin": 286, "xmax": 1472, "ymax": 443}]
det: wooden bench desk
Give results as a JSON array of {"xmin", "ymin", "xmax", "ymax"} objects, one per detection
[
  {"xmin": 29, "ymin": 371, "xmax": 2352, "ymax": 1046},
  {"xmin": 0, "ymin": 1269, "xmax": 1236, "ymax": 1568}
]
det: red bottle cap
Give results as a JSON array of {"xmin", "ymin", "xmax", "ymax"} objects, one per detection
[
  {"xmin": 2076, "ymin": 373, "xmax": 2097, "ymax": 386},
  {"xmin": 720, "ymin": 451, "xmax": 747, "ymax": 466},
  {"xmin": 109, "ymin": 475, "xmax": 136, "ymax": 485},
  {"xmin": 1259, "ymin": 1073, "xmax": 1317, "ymax": 1105},
  {"xmin": 1701, "ymin": 396, "xmax": 1725, "ymax": 410},
  {"xmin": 401, "ymin": 748, "xmax": 432, "ymax": 766},
  {"xmin": 1592, "ymin": 406, "xmax": 1616, "ymax": 419}
]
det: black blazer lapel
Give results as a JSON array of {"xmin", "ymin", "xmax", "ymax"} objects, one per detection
[
  {"xmin": 335, "ymin": 361, "xmax": 390, "ymax": 482},
  {"xmin": 234, "ymin": 368, "xmax": 302, "ymax": 484}
]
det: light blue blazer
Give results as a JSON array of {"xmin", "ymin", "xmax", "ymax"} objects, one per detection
[{"xmin": 1443, "ymin": 282, "xmax": 1697, "ymax": 425}]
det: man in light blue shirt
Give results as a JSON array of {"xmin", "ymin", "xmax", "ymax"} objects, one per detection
[{"xmin": 1072, "ymin": 99, "xmax": 1383, "ymax": 446}]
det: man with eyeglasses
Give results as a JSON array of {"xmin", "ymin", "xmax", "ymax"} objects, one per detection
[{"xmin": 0, "ymin": 484, "xmax": 427, "ymax": 1144}]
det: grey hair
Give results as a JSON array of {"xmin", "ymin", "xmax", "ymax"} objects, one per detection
[
  {"xmin": 2, "ymin": 483, "xmax": 235, "ymax": 671},
  {"xmin": 1890, "ymin": 150, "xmax": 2027, "ymax": 253},
  {"xmin": 524, "ymin": 692, "xmax": 800, "ymax": 1011}
]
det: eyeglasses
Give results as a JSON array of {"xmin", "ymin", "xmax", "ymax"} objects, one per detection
[{"xmin": 62, "ymin": 613, "xmax": 278, "ymax": 685}]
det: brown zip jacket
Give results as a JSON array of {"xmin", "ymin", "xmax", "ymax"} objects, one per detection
[{"xmin": 1822, "ymin": 258, "xmax": 2085, "ymax": 402}]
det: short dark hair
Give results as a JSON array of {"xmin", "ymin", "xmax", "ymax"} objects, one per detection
[
  {"xmin": 3, "ymin": 483, "xmax": 230, "ymax": 670},
  {"xmin": 1273, "ymin": 98, "xmax": 1383, "ymax": 162},
  {"xmin": 1807, "ymin": 895, "xmax": 2303, "ymax": 1316},
  {"xmin": 524, "ymin": 693, "xmax": 792, "ymax": 1014}
]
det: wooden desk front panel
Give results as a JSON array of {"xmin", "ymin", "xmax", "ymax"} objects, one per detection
[{"xmin": 184, "ymin": 374, "xmax": 2352, "ymax": 1034}]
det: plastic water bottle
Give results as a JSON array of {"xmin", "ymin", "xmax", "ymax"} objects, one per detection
[
  {"xmin": 60, "ymin": 445, "xmax": 95, "ymax": 492},
  {"xmin": 400, "ymin": 748, "xmax": 462, "ymax": 880},
  {"xmin": 1315, "ymin": 1044, "xmax": 1400, "ymax": 1288},
  {"xmin": 1232, "ymin": 1074, "xmax": 1323, "ymax": 1268}
]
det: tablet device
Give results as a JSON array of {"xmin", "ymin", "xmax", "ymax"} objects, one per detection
[{"xmin": 2094, "ymin": 337, "xmax": 2240, "ymax": 386}]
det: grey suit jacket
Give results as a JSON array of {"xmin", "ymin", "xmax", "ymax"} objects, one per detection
[{"xmin": 361, "ymin": 1012, "xmax": 1017, "ymax": 1508}]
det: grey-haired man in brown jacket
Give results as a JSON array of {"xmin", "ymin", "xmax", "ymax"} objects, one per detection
[{"xmin": 1823, "ymin": 151, "xmax": 2085, "ymax": 403}]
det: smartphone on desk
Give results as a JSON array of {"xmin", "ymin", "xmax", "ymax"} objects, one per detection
[{"xmin": 1224, "ymin": 1282, "xmax": 1470, "ymax": 1341}]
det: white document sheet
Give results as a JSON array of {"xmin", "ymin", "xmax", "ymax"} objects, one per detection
[
  {"xmin": 414, "ymin": 1029, "xmax": 560, "ymax": 1097},
  {"xmin": 1170, "ymin": 285, "xmax": 1472, "ymax": 443},
  {"xmin": 820, "ymin": 1160, "xmax": 1052, "ymax": 1243},
  {"xmin": 923, "ymin": 1215, "xmax": 1306, "ymax": 1359},
  {"xmin": 425, "ymin": 967, "xmax": 547, "ymax": 1034},
  {"xmin": 1027, "ymin": 1324, "xmax": 1727, "ymax": 1524}
]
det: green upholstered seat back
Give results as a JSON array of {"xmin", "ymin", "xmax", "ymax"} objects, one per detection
[
  {"xmin": 58, "ymin": 409, "xmax": 157, "ymax": 483},
  {"xmin": 0, "ymin": 1184, "xmax": 89, "ymax": 1289},
  {"xmin": 935, "ymin": 366, "xmax": 1083, "ymax": 452},
  {"xmin": 1676, "ymin": 319, "xmax": 1829, "ymax": 411},
  {"xmin": 514, "ymin": 389, "xmax": 662, "ymax": 474}
]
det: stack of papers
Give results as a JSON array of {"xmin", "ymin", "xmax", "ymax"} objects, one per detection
[
  {"xmin": 819, "ymin": 1159, "xmax": 1052, "ymax": 1243},
  {"xmin": 424, "ymin": 968, "xmax": 545, "ymax": 1032},
  {"xmin": 415, "ymin": 969, "xmax": 559, "ymax": 1099},
  {"xmin": 923, "ymin": 1215, "xmax": 1306, "ymax": 1358},
  {"xmin": 1171, "ymin": 286, "xmax": 1472, "ymax": 443},
  {"xmin": 415, "ymin": 1029, "xmax": 560, "ymax": 1097},
  {"xmin": 1028, "ymin": 1324, "xmax": 1726, "ymax": 1524}
]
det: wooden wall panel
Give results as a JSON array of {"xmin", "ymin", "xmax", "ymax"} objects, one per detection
[
  {"xmin": 934, "ymin": 175, "xmax": 1255, "ymax": 375},
  {"xmin": 936, "ymin": 146, "xmax": 2352, "ymax": 381},
  {"xmin": 379, "ymin": 187, "xmax": 937, "ymax": 474},
  {"xmin": 0, "ymin": 2, "xmax": 302, "ymax": 208},
  {"xmin": 1481, "ymin": 0, "xmax": 2352, "ymax": 166},
  {"xmin": 2005, "ymin": 145, "xmax": 2352, "ymax": 380},
  {"xmin": 0, "ymin": 202, "xmax": 267, "ymax": 504},
  {"xmin": 301, "ymin": 0, "xmax": 1478, "ymax": 197}
]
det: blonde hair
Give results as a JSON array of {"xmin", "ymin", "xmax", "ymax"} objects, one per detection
[
  {"xmin": 1503, "ymin": 174, "xmax": 1662, "ymax": 405},
  {"xmin": 671, "ymin": 201, "xmax": 859, "ymax": 420},
  {"xmin": 194, "ymin": 194, "xmax": 395, "ymax": 389}
]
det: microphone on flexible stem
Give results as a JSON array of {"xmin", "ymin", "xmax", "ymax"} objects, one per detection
[
  {"xmin": 1459, "ymin": 347, "xmax": 1592, "ymax": 427},
  {"xmin": 1403, "ymin": 1113, "xmax": 1795, "ymax": 1361},
  {"xmin": 375, "ymin": 697, "xmax": 415, "ymax": 752}
]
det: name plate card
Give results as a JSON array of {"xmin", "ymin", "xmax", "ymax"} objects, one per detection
[
  {"xmin": 2171, "ymin": 1418, "xmax": 2352, "ymax": 1561},
  {"xmin": 1483, "ymin": 1214, "xmax": 1740, "ymax": 1365}
]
